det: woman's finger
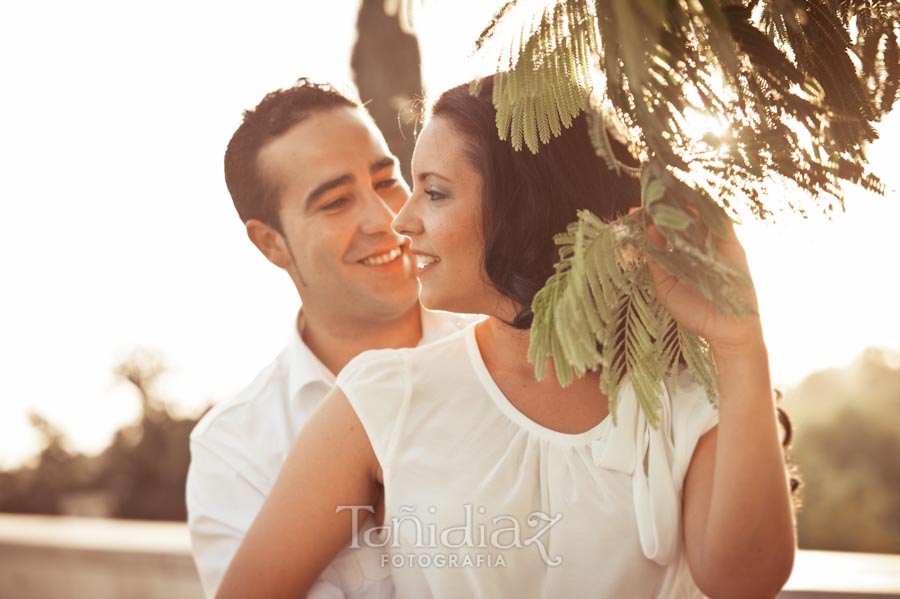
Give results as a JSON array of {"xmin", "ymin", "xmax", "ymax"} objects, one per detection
[{"xmin": 646, "ymin": 223, "xmax": 667, "ymax": 251}]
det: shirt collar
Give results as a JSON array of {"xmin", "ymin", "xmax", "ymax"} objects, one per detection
[
  {"xmin": 286, "ymin": 305, "xmax": 480, "ymax": 400},
  {"xmin": 286, "ymin": 310, "xmax": 336, "ymax": 402}
]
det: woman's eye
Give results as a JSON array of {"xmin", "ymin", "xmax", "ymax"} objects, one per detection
[
  {"xmin": 322, "ymin": 197, "xmax": 349, "ymax": 211},
  {"xmin": 425, "ymin": 189, "xmax": 447, "ymax": 201}
]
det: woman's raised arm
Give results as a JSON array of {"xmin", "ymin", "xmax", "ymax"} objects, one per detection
[
  {"xmin": 647, "ymin": 222, "xmax": 796, "ymax": 598},
  {"xmin": 216, "ymin": 387, "xmax": 381, "ymax": 598}
]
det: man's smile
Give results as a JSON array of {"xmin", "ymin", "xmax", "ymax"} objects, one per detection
[{"xmin": 359, "ymin": 245, "xmax": 404, "ymax": 267}]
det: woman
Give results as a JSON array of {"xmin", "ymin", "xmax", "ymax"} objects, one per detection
[{"xmin": 218, "ymin": 79, "xmax": 796, "ymax": 598}]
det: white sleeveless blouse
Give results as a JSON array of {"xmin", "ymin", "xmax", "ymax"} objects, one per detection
[{"xmin": 336, "ymin": 323, "xmax": 717, "ymax": 598}]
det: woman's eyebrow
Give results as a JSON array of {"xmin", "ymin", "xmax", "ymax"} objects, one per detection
[{"xmin": 417, "ymin": 171, "xmax": 452, "ymax": 183}]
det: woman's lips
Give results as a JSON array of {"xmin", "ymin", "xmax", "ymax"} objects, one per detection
[{"xmin": 413, "ymin": 252, "xmax": 440, "ymax": 274}]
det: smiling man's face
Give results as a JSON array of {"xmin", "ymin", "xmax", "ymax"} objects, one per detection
[{"xmin": 257, "ymin": 106, "xmax": 419, "ymax": 325}]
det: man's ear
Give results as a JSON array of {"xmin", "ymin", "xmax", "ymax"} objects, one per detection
[{"xmin": 246, "ymin": 219, "xmax": 292, "ymax": 269}]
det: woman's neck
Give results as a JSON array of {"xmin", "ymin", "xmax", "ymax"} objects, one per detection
[
  {"xmin": 476, "ymin": 315, "xmax": 602, "ymax": 388},
  {"xmin": 475, "ymin": 316, "xmax": 607, "ymax": 434},
  {"xmin": 476, "ymin": 317, "xmax": 546, "ymax": 379}
]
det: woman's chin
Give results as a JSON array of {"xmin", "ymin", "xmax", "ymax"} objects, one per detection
[
  {"xmin": 419, "ymin": 286, "xmax": 467, "ymax": 314},
  {"xmin": 418, "ymin": 288, "xmax": 449, "ymax": 312}
]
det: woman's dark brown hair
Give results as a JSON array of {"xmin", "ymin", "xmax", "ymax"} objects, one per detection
[{"xmin": 431, "ymin": 78, "xmax": 640, "ymax": 328}]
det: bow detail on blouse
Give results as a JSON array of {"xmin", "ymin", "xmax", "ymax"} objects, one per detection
[{"xmin": 591, "ymin": 381, "xmax": 680, "ymax": 566}]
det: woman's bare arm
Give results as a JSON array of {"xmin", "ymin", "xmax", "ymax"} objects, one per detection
[
  {"xmin": 682, "ymin": 343, "xmax": 795, "ymax": 598},
  {"xmin": 216, "ymin": 387, "xmax": 381, "ymax": 598},
  {"xmin": 647, "ymin": 220, "xmax": 795, "ymax": 597}
]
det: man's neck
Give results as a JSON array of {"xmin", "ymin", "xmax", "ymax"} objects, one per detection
[{"xmin": 298, "ymin": 304, "xmax": 423, "ymax": 375}]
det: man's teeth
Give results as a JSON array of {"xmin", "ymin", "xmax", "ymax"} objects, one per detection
[
  {"xmin": 416, "ymin": 255, "xmax": 438, "ymax": 268},
  {"xmin": 361, "ymin": 246, "xmax": 402, "ymax": 266}
]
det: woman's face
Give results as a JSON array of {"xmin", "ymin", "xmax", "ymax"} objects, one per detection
[{"xmin": 394, "ymin": 116, "xmax": 503, "ymax": 315}]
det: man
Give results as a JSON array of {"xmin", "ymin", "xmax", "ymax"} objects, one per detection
[{"xmin": 186, "ymin": 79, "xmax": 474, "ymax": 598}]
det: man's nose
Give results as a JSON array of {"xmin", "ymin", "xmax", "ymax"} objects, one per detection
[{"xmin": 358, "ymin": 191, "xmax": 399, "ymax": 236}]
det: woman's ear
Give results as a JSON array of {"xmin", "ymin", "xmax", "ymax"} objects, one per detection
[{"xmin": 246, "ymin": 219, "xmax": 292, "ymax": 269}]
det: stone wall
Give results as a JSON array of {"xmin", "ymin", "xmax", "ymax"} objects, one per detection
[
  {"xmin": 2, "ymin": 513, "xmax": 899, "ymax": 598},
  {"xmin": 0, "ymin": 514, "xmax": 202, "ymax": 598}
]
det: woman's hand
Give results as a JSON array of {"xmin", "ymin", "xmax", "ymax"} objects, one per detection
[
  {"xmin": 644, "ymin": 219, "xmax": 764, "ymax": 355},
  {"xmin": 638, "ymin": 213, "xmax": 796, "ymax": 596}
]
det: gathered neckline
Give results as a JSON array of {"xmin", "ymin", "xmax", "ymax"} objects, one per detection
[{"xmin": 463, "ymin": 325, "xmax": 611, "ymax": 445}]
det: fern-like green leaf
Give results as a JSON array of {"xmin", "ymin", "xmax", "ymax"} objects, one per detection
[
  {"xmin": 466, "ymin": 0, "xmax": 899, "ymax": 428},
  {"xmin": 529, "ymin": 207, "xmax": 722, "ymax": 428}
]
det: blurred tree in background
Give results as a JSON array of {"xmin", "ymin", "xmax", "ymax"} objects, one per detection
[
  {"xmin": 352, "ymin": 0, "xmax": 422, "ymax": 185},
  {"xmin": 0, "ymin": 414, "xmax": 100, "ymax": 516},
  {"xmin": 786, "ymin": 348, "xmax": 900, "ymax": 554},
  {"xmin": 0, "ymin": 349, "xmax": 208, "ymax": 521}
]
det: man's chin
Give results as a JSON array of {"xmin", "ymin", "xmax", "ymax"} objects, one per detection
[{"xmin": 358, "ymin": 280, "xmax": 420, "ymax": 312}]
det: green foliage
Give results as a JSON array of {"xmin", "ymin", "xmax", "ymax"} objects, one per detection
[
  {"xmin": 473, "ymin": 0, "xmax": 600, "ymax": 154},
  {"xmin": 478, "ymin": 0, "xmax": 898, "ymax": 203},
  {"xmin": 474, "ymin": 0, "xmax": 899, "ymax": 421},
  {"xmin": 529, "ymin": 208, "xmax": 718, "ymax": 427},
  {"xmin": 528, "ymin": 161, "xmax": 749, "ymax": 426}
]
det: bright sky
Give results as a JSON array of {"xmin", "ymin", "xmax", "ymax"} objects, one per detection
[{"xmin": 1, "ymin": 0, "xmax": 898, "ymax": 467}]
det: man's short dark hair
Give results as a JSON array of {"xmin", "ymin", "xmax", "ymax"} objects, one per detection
[{"xmin": 224, "ymin": 78, "xmax": 360, "ymax": 231}]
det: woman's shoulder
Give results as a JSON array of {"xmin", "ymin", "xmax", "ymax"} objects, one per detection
[
  {"xmin": 412, "ymin": 319, "xmax": 475, "ymax": 359},
  {"xmin": 664, "ymin": 368, "xmax": 719, "ymax": 481},
  {"xmin": 337, "ymin": 346, "xmax": 409, "ymax": 389},
  {"xmin": 665, "ymin": 368, "xmax": 718, "ymax": 421},
  {"xmin": 337, "ymin": 321, "xmax": 475, "ymax": 393},
  {"xmin": 333, "ymin": 324, "xmax": 476, "ymax": 468}
]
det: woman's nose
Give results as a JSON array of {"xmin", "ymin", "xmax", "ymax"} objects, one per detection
[{"xmin": 392, "ymin": 195, "xmax": 422, "ymax": 237}]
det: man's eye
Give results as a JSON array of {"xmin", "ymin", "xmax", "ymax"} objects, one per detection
[
  {"xmin": 375, "ymin": 178, "xmax": 398, "ymax": 190},
  {"xmin": 322, "ymin": 197, "xmax": 349, "ymax": 211}
]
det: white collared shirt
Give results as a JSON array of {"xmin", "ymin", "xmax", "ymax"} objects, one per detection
[{"xmin": 186, "ymin": 307, "xmax": 478, "ymax": 599}]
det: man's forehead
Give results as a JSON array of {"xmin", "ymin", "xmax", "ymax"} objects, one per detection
[
  {"xmin": 263, "ymin": 107, "xmax": 376, "ymax": 156},
  {"xmin": 296, "ymin": 105, "xmax": 385, "ymax": 145},
  {"xmin": 258, "ymin": 107, "xmax": 390, "ymax": 186}
]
